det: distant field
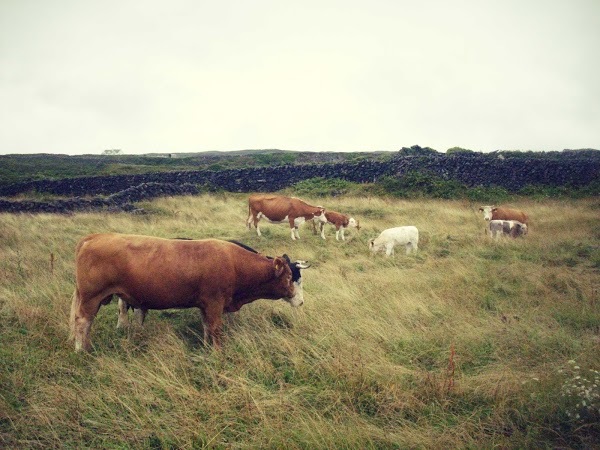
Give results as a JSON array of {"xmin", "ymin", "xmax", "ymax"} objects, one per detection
[{"xmin": 1, "ymin": 194, "xmax": 599, "ymax": 448}]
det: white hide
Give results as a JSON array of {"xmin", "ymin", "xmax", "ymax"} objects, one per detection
[
  {"xmin": 369, "ymin": 226, "xmax": 419, "ymax": 256},
  {"xmin": 488, "ymin": 220, "xmax": 528, "ymax": 239},
  {"xmin": 479, "ymin": 205, "xmax": 495, "ymax": 221},
  {"xmin": 285, "ymin": 280, "xmax": 304, "ymax": 307}
]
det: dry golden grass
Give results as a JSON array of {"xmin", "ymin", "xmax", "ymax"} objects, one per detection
[{"xmin": 0, "ymin": 194, "xmax": 599, "ymax": 448}]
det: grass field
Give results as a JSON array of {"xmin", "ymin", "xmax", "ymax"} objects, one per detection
[{"xmin": 1, "ymin": 194, "xmax": 599, "ymax": 448}]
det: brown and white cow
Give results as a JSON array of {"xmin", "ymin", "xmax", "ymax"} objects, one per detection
[
  {"xmin": 247, "ymin": 194, "xmax": 326, "ymax": 240},
  {"xmin": 315, "ymin": 210, "xmax": 360, "ymax": 241},
  {"xmin": 479, "ymin": 205, "xmax": 529, "ymax": 225},
  {"xmin": 70, "ymin": 233, "xmax": 310, "ymax": 351},
  {"xmin": 488, "ymin": 220, "xmax": 528, "ymax": 239}
]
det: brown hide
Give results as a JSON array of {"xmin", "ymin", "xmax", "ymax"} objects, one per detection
[
  {"xmin": 70, "ymin": 234, "xmax": 295, "ymax": 351},
  {"xmin": 324, "ymin": 211, "xmax": 350, "ymax": 230},
  {"xmin": 248, "ymin": 194, "xmax": 324, "ymax": 223},
  {"xmin": 492, "ymin": 207, "xmax": 529, "ymax": 225},
  {"xmin": 247, "ymin": 195, "xmax": 325, "ymax": 240}
]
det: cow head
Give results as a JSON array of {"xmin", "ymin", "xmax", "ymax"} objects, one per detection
[
  {"xmin": 278, "ymin": 255, "xmax": 310, "ymax": 307},
  {"xmin": 348, "ymin": 217, "xmax": 360, "ymax": 231},
  {"xmin": 368, "ymin": 238, "xmax": 379, "ymax": 253},
  {"xmin": 315, "ymin": 207, "xmax": 327, "ymax": 223},
  {"xmin": 479, "ymin": 205, "xmax": 496, "ymax": 221}
]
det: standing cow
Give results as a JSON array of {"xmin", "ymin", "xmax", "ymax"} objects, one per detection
[
  {"xmin": 314, "ymin": 210, "xmax": 360, "ymax": 241},
  {"xmin": 70, "ymin": 233, "xmax": 310, "ymax": 351},
  {"xmin": 479, "ymin": 206, "xmax": 529, "ymax": 225},
  {"xmin": 247, "ymin": 194, "xmax": 326, "ymax": 240},
  {"xmin": 369, "ymin": 226, "xmax": 419, "ymax": 256}
]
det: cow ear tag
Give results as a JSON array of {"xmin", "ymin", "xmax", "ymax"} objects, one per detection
[{"xmin": 273, "ymin": 259, "xmax": 285, "ymax": 277}]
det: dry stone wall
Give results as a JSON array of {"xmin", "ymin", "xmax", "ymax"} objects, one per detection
[{"xmin": 0, "ymin": 154, "xmax": 597, "ymax": 214}]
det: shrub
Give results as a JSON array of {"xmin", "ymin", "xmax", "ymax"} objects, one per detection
[
  {"xmin": 376, "ymin": 172, "xmax": 467, "ymax": 199},
  {"xmin": 446, "ymin": 147, "xmax": 475, "ymax": 155},
  {"xmin": 466, "ymin": 186, "xmax": 512, "ymax": 203},
  {"xmin": 252, "ymin": 153, "xmax": 297, "ymax": 166},
  {"xmin": 291, "ymin": 177, "xmax": 358, "ymax": 197}
]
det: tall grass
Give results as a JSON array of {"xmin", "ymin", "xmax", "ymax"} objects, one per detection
[{"xmin": 1, "ymin": 194, "xmax": 599, "ymax": 448}]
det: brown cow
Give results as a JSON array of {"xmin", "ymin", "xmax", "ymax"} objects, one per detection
[
  {"xmin": 247, "ymin": 194, "xmax": 326, "ymax": 240},
  {"xmin": 70, "ymin": 233, "xmax": 310, "ymax": 351},
  {"xmin": 315, "ymin": 210, "xmax": 360, "ymax": 241},
  {"xmin": 479, "ymin": 205, "xmax": 529, "ymax": 225}
]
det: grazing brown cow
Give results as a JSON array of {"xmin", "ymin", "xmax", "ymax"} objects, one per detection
[
  {"xmin": 479, "ymin": 206, "xmax": 529, "ymax": 225},
  {"xmin": 315, "ymin": 210, "xmax": 360, "ymax": 241},
  {"xmin": 70, "ymin": 233, "xmax": 309, "ymax": 351},
  {"xmin": 247, "ymin": 194, "xmax": 326, "ymax": 240},
  {"xmin": 116, "ymin": 240, "xmax": 310, "ymax": 329}
]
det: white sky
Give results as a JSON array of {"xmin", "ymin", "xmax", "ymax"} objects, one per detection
[{"xmin": 1, "ymin": 0, "xmax": 599, "ymax": 155}]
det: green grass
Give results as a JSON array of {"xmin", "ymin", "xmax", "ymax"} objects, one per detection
[{"xmin": 0, "ymin": 195, "xmax": 599, "ymax": 448}]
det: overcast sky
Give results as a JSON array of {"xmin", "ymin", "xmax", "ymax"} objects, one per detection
[{"xmin": 1, "ymin": 0, "xmax": 599, "ymax": 155}]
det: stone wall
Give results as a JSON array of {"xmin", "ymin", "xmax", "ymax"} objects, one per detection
[{"xmin": 0, "ymin": 154, "xmax": 597, "ymax": 214}]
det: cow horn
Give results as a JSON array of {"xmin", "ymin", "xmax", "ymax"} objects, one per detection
[{"xmin": 295, "ymin": 260, "xmax": 311, "ymax": 269}]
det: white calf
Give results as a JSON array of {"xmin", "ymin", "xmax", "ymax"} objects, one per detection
[{"xmin": 369, "ymin": 226, "xmax": 419, "ymax": 256}]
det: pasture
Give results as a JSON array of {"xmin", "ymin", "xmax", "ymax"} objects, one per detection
[{"xmin": 0, "ymin": 194, "xmax": 599, "ymax": 448}]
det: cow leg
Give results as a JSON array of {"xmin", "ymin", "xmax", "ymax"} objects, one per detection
[
  {"xmin": 134, "ymin": 307, "xmax": 147, "ymax": 326},
  {"xmin": 385, "ymin": 243, "xmax": 394, "ymax": 256},
  {"xmin": 320, "ymin": 223, "xmax": 326, "ymax": 240},
  {"xmin": 255, "ymin": 215, "xmax": 262, "ymax": 236},
  {"xmin": 291, "ymin": 217, "xmax": 304, "ymax": 240},
  {"xmin": 199, "ymin": 303, "xmax": 224, "ymax": 349},
  {"xmin": 74, "ymin": 317, "xmax": 93, "ymax": 352},
  {"xmin": 116, "ymin": 297, "xmax": 129, "ymax": 329},
  {"xmin": 246, "ymin": 209, "xmax": 254, "ymax": 230},
  {"xmin": 206, "ymin": 314, "xmax": 224, "ymax": 349},
  {"xmin": 199, "ymin": 311, "xmax": 209, "ymax": 346},
  {"xmin": 71, "ymin": 289, "xmax": 106, "ymax": 352}
]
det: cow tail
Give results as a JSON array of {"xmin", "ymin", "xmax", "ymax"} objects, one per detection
[{"xmin": 69, "ymin": 287, "xmax": 81, "ymax": 340}]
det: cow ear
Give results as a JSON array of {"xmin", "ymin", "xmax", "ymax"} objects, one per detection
[
  {"xmin": 281, "ymin": 254, "xmax": 291, "ymax": 263},
  {"xmin": 478, "ymin": 207, "xmax": 483, "ymax": 211},
  {"xmin": 273, "ymin": 257, "xmax": 286, "ymax": 277},
  {"xmin": 492, "ymin": 208, "xmax": 498, "ymax": 212}
]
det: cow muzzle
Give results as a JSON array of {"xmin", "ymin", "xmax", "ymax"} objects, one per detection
[{"xmin": 285, "ymin": 280, "xmax": 304, "ymax": 307}]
